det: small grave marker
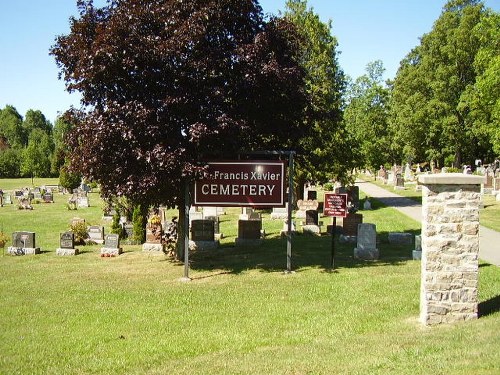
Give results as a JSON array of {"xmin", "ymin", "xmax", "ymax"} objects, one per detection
[{"xmin": 100, "ymin": 233, "xmax": 122, "ymax": 256}]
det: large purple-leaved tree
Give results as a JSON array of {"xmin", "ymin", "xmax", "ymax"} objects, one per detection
[{"xmin": 52, "ymin": 0, "xmax": 308, "ymax": 211}]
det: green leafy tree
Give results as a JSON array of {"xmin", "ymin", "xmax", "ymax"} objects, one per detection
[
  {"xmin": 59, "ymin": 164, "xmax": 81, "ymax": 192},
  {"xmin": 390, "ymin": 0, "xmax": 493, "ymax": 167},
  {"xmin": 51, "ymin": 116, "xmax": 74, "ymax": 175},
  {"xmin": 344, "ymin": 61, "xmax": 392, "ymax": 171},
  {"xmin": 459, "ymin": 9, "xmax": 500, "ymax": 155},
  {"xmin": 22, "ymin": 110, "xmax": 53, "ymax": 139},
  {"xmin": 21, "ymin": 128, "xmax": 54, "ymax": 180},
  {"xmin": 132, "ymin": 204, "xmax": 146, "ymax": 244},
  {"xmin": 284, "ymin": 0, "xmax": 354, "ymax": 190},
  {"xmin": 0, "ymin": 148, "xmax": 22, "ymax": 177},
  {"xmin": 0, "ymin": 105, "xmax": 25, "ymax": 148}
]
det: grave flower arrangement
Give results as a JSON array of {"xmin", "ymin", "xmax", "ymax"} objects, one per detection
[
  {"xmin": 0, "ymin": 231, "xmax": 9, "ymax": 248},
  {"xmin": 148, "ymin": 215, "xmax": 161, "ymax": 226}
]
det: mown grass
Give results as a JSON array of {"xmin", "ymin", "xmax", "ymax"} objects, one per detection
[{"xmin": 0, "ymin": 179, "xmax": 499, "ymax": 374}]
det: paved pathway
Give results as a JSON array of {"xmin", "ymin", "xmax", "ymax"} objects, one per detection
[{"xmin": 355, "ymin": 180, "xmax": 500, "ymax": 266}]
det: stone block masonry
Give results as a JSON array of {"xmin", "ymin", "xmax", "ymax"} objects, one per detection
[{"xmin": 418, "ymin": 174, "xmax": 484, "ymax": 326}]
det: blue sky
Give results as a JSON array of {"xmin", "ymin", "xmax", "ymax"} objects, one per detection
[{"xmin": 1, "ymin": 0, "xmax": 499, "ymax": 123}]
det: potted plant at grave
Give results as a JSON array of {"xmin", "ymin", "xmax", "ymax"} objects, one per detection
[{"xmin": 0, "ymin": 231, "xmax": 9, "ymax": 249}]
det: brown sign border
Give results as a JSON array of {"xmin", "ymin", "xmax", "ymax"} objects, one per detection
[{"xmin": 194, "ymin": 160, "xmax": 286, "ymax": 207}]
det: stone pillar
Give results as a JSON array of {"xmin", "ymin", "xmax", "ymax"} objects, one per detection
[{"xmin": 418, "ymin": 174, "xmax": 484, "ymax": 325}]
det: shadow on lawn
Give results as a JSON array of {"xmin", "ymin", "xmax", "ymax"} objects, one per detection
[
  {"xmin": 479, "ymin": 294, "xmax": 500, "ymax": 317},
  {"xmin": 189, "ymin": 230, "xmax": 414, "ymax": 275}
]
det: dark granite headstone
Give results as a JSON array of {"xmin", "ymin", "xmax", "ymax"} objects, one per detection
[
  {"xmin": 305, "ymin": 210, "xmax": 319, "ymax": 225},
  {"xmin": 12, "ymin": 231, "xmax": 36, "ymax": 248},
  {"xmin": 60, "ymin": 232, "xmax": 75, "ymax": 249},
  {"xmin": 203, "ymin": 216, "xmax": 220, "ymax": 234},
  {"xmin": 105, "ymin": 234, "xmax": 120, "ymax": 249},
  {"xmin": 43, "ymin": 193, "xmax": 54, "ymax": 203},
  {"xmin": 237, "ymin": 220, "xmax": 262, "ymax": 239},
  {"xmin": 191, "ymin": 220, "xmax": 215, "ymax": 241}
]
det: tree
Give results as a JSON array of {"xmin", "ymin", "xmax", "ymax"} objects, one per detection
[
  {"xmin": 20, "ymin": 128, "xmax": 54, "ymax": 180},
  {"xmin": 460, "ymin": 9, "xmax": 500, "ymax": 155},
  {"xmin": 0, "ymin": 105, "xmax": 25, "ymax": 148},
  {"xmin": 0, "ymin": 148, "xmax": 22, "ymax": 178},
  {"xmin": 284, "ymin": 0, "xmax": 353, "ymax": 189},
  {"xmin": 22, "ymin": 110, "xmax": 53, "ymax": 140},
  {"xmin": 59, "ymin": 164, "xmax": 81, "ymax": 192},
  {"xmin": 390, "ymin": 0, "xmax": 493, "ymax": 167},
  {"xmin": 51, "ymin": 116, "xmax": 74, "ymax": 175},
  {"xmin": 51, "ymin": 0, "xmax": 308, "ymax": 257},
  {"xmin": 344, "ymin": 61, "xmax": 392, "ymax": 171}
]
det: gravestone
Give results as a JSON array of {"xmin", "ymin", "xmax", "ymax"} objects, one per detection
[
  {"xmin": 143, "ymin": 218, "xmax": 164, "ymax": 251},
  {"xmin": 236, "ymin": 219, "xmax": 263, "ymax": 246},
  {"xmin": 101, "ymin": 233, "xmax": 122, "ymax": 256},
  {"xmin": 363, "ymin": 199, "xmax": 372, "ymax": 210},
  {"xmin": 7, "ymin": 231, "xmax": 41, "ymax": 255},
  {"xmin": 336, "ymin": 186, "xmax": 360, "ymax": 212},
  {"xmin": 202, "ymin": 206, "xmax": 218, "ymax": 218},
  {"xmin": 280, "ymin": 219, "xmax": 297, "ymax": 237},
  {"xmin": 34, "ymin": 192, "xmax": 42, "ymax": 200},
  {"xmin": 302, "ymin": 209, "xmax": 321, "ymax": 235},
  {"xmin": 87, "ymin": 226, "xmax": 104, "ymax": 244},
  {"xmin": 413, "ymin": 235, "xmax": 422, "ymax": 260},
  {"xmin": 56, "ymin": 232, "xmax": 79, "ymax": 256},
  {"xmin": 43, "ymin": 192, "xmax": 54, "ymax": 203},
  {"xmin": 189, "ymin": 219, "xmax": 218, "ymax": 250},
  {"xmin": 191, "ymin": 220, "xmax": 215, "ymax": 241},
  {"xmin": 18, "ymin": 197, "xmax": 33, "ymax": 210},
  {"xmin": 354, "ymin": 223, "xmax": 379, "ymax": 260},
  {"xmin": 123, "ymin": 222, "xmax": 134, "ymax": 240},
  {"xmin": 271, "ymin": 205, "xmax": 288, "ymax": 220},
  {"xmin": 296, "ymin": 199, "xmax": 319, "ymax": 219},
  {"xmin": 203, "ymin": 215, "xmax": 222, "ymax": 240},
  {"xmin": 239, "ymin": 207, "xmax": 254, "ymax": 220},
  {"xmin": 395, "ymin": 173, "xmax": 405, "ymax": 190},
  {"xmin": 189, "ymin": 211, "xmax": 203, "ymax": 223},
  {"xmin": 342, "ymin": 213, "xmax": 363, "ymax": 236},
  {"xmin": 388, "ymin": 232, "xmax": 413, "ymax": 245},
  {"xmin": 77, "ymin": 195, "xmax": 89, "ymax": 208},
  {"xmin": 4, "ymin": 194, "xmax": 12, "ymax": 204}
]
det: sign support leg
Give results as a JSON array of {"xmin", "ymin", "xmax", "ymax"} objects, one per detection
[{"xmin": 331, "ymin": 216, "xmax": 336, "ymax": 270}]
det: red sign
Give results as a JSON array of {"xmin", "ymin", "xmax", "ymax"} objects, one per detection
[
  {"xmin": 323, "ymin": 193, "xmax": 348, "ymax": 217},
  {"xmin": 194, "ymin": 161, "xmax": 286, "ymax": 207}
]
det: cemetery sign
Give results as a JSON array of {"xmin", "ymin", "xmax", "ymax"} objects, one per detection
[
  {"xmin": 194, "ymin": 160, "xmax": 286, "ymax": 207},
  {"xmin": 323, "ymin": 193, "xmax": 348, "ymax": 217}
]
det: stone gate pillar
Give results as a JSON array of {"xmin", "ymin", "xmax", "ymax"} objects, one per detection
[{"xmin": 418, "ymin": 174, "xmax": 485, "ymax": 325}]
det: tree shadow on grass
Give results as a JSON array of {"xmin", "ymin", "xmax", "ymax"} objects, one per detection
[
  {"xmin": 479, "ymin": 294, "xmax": 500, "ymax": 317},
  {"xmin": 188, "ymin": 231, "xmax": 413, "ymax": 275}
]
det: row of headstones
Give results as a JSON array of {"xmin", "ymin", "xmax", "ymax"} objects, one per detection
[{"xmin": 6, "ymin": 231, "xmax": 122, "ymax": 257}]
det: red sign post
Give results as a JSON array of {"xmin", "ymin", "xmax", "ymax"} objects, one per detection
[
  {"xmin": 194, "ymin": 161, "xmax": 286, "ymax": 207},
  {"xmin": 323, "ymin": 193, "xmax": 348, "ymax": 270},
  {"xmin": 323, "ymin": 193, "xmax": 348, "ymax": 217}
]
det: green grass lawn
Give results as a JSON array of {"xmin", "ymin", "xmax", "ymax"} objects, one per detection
[{"xmin": 0, "ymin": 179, "xmax": 499, "ymax": 374}]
